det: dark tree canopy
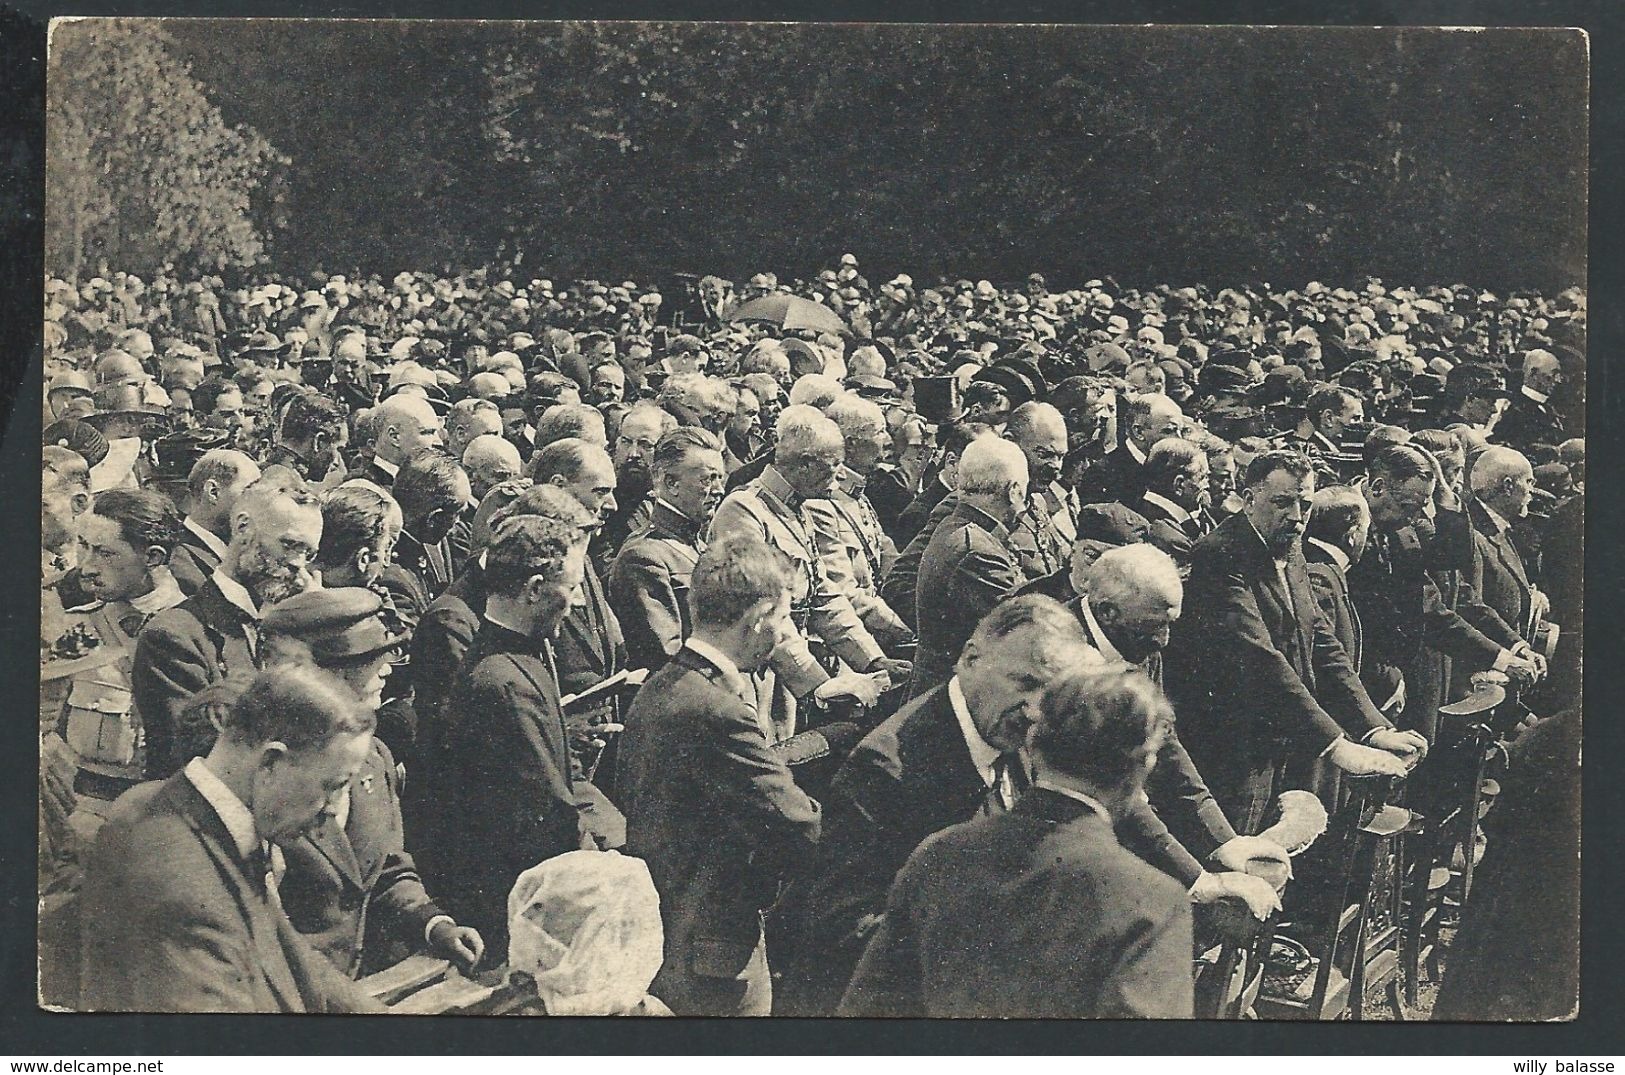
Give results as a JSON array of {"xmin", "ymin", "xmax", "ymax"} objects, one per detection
[{"xmin": 115, "ymin": 22, "xmax": 1587, "ymax": 290}]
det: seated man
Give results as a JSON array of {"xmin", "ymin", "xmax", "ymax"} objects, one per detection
[
  {"xmin": 79, "ymin": 665, "xmax": 385, "ymax": 1013},
  {"xmin": 262, "ymin": 588, "xmax": 484, "ymax": 979},
  {"xmin": 839, "ymin": 667, "xmax": 1194, "ymax": 1018}
]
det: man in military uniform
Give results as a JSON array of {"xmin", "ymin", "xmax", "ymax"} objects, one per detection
[
  {"xmin": 1004, "ymin": 402, "xmax": 1074, "ymax": 582},
  {"xmin": 709, "ymin": 406, "xmax": 908, "ymax": 742},
  {"xmin": 804, "ymin": 396, "xmax": 910, "ymax": 645},
  {"xmin": 41, "ymin": 489, "xmax": 188, "ymax": 889},
  {"xmin": 261, "ymin": 588, "xmax": 485, "ymax": 979},
  {"xmin": 607, "ymin": 427, "xmax": 727, "ymax": 672}
]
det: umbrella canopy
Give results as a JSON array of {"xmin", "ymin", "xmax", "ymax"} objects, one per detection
[{"xmin": 726, "ymin": 294, "xmax": 850, "ymax": 336}]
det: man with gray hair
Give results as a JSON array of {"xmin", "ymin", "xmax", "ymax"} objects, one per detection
[
  {"xmin": 1137, "ymin": 437, "xmax": 1211, "ymax": 573},
  {"xmin": 909, "ymin": 434, "xmax": 1029, "ymax": 698},
  {"xmin": 710, "ymin": 405, "xmax": 907, "ymax": 741},
  {"xmin": 363, "ymin": 393, "xmax": 443, "ymax": 489},
  {"xmin": 1494, "ymin": 349, "xmax": 1566, "ymax": 450},
  {"xmin": 1467, "ymin": 445, "xmax": 1546, "ymax": 639},
  {"xmin": 777, "ymin": 594, "xmax": 1097, "ymax": 1016},
  {"xmin": 804, "ymin": 395, "xmax": 910, "ymax": 644},
  {"xmin": 1075, "ymin": 544, "xmax": 1286, "ymax": 916},
  {"xmin": 1077, "ymin": 392, "xmax": 1185, "ymax": 505},
  {"xmin": 443, "ymin": 398, "xmax": 504, "ymax": 464}
]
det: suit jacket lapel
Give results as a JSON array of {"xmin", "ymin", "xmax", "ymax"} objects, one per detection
[
  {"xmin": 305, "ymin": 813, "xmax": 367, "ymax": 892},
  {"xmin": 170, "ymin": 777, "xmax": 304, "ymax": 1012}
]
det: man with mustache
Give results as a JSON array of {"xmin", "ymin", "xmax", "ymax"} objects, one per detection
[
  {"xmin": 132, "ymin": 467, "xmax": 323, "ymax": 779},
  {"xmin": 608, "ymin": 427, "xmax": 729, "ymax": 674},
  {"xmin": 595, "ymin": 402, "xmax": 672, "ymax": 568},
  {"xmin": 1005, "ymin": 402, "xmax": 1077, "ymax": 582},
  {"xmin": 1165, "ymin": 451, "xmax": 1418, "ymax": 835}
]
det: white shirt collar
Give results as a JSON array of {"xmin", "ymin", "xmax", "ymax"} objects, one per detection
[
  {"xmin": 210, "ymin": 567, "xmax": 261, "ymax": 619},
  {"xmin": 1079, "ymin": 598, "xmax": 1128, "ymax": 667},
  {"xmin": 185, "ymin": 757, "xmax": 262, "ymax": 860},
  {"xmin": 372, "ymin": 454, "xmax": 400, "ymax": 479},
  {"xmin": 184, "ymin": 516, "xmax": 230, "ymax": 561},
  {"xmin": 1142, "ymin": 489, "xmax": 1191, "ymax": 523},
  {"xmin": 1028, "ymin": 779, "xmax": 1110, "ymax": 819},
  {"xmin": 1306, "ymin": 537, "xmax": 1351, "ymax": 574},
  {"xmin": 130, "ymin": 566, "xmax": 185, "ymax": 616},
  {"xmin": 683, "ymin": 635, "xmax": 743, "ymax": 685},
  {"xmin": 947, "ymin": 675, "xmax": 1001, "ymax": 786},
  {"xmin": 1521, "ymin": 384, "xmax": 1550, "ymax": 405},
  {"xmin": 1123, "ymin": 439, "xmax": 1147, "ymax": 465}
]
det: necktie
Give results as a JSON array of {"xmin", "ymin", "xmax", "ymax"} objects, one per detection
[{"xmin": 987, "ymin": 751, "xmax": 1029, "ymax": 813}]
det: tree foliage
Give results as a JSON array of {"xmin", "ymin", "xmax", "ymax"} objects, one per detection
[
  {"xmin": 153, "ymin": 23, "xmax": 1585, "ymax": 290},
  {"xmin": 46, "ymin": 20, "xmax": 288, "ymax": 281}
]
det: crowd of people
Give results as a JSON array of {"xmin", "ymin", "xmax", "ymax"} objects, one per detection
[{"xmin": 38, "ymin": 253, "xmax": 1584, "ymax": 1018}]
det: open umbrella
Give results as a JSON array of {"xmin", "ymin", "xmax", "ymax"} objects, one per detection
[{"xmin": 726, "ymin": 294, "xmax": 850, "ymax": 336}]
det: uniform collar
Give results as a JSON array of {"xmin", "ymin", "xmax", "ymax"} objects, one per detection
[{"xmin": 758, "ymin": 464, "xmax": 800, "ymax": 508}]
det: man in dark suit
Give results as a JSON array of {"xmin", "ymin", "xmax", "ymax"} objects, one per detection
[
  {"xmin": 909, "ymin": 435, "xmax": 1028, "ymax": 698},
  {"xmin": 1076, "ymin": 392, "xmax": 1184, "ymax": 506},
  {"xmin": 619, "ymin": 534, "xmax": 821, "ymax": 1015},
  {"xmin": 892, "ymin": 420, "xmax": 987, "ymax": 548},
  {"xmin": 1164, "ymin": 451, "xmax": 1421, "ymax": 835},
  {"xmin": 79, "ymin": 665, "xmax": 384, "ymax": 1013},
  {"xmin": 775, "ymin": 594, "xmax": 1095, "ymax": 1016},
  {"xmin": 1136, "ymin": 437, "xmax": 1211, "ymax": 575},
  {"xmin": 261, "ymin": 588, "xmax": 484, "ymax": 979},
  {"xmin": 1351, "ymin": 445, "xmax": 1540, "ymax": 736},
  {"xmin": 607, "ymin": 427, "xmax": 727, "ymax": 671},
  {"xmin": 423, "ymin": 515, "xmax": 621, "ymax": 952},
  {"xmin": 1070, "ymin": 544, "xmax": 1285, "ymax": 915},
  {"xmin": 362, "ymin": 393, "xmax": 444, "ymax": 490},
  {"xmin": 167, "ymin": 449, "xmax": 260, "ymax": 597},
  {"xmin": 1466, "ymin": 446, "xmax": 1544, "ymax": 639},
  {"xmin": 132, "ymin": 470, "xmax": 322, "ymax": 778},
  {"xmin": 1493, "ymin": 349, "xmax": 1567, "ymax": 451},
  {"xmin": 838, "ymin": 668, "xmax": 1194, "ymax": 1018}
]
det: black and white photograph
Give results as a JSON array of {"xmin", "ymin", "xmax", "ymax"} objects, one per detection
[{"xmin": 31, "ymin": 16, "xmax": 1588, "ymax": 1029}]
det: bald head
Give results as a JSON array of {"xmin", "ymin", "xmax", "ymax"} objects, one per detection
[
  {"xmin": 463, "ymin": 433, "xmax": 524, "ymax": 503},
  {"xmin": 1006, "ymin": 402, "xmax": 1068, "ymax": 487},
  {"xmin": 1125, "ymin": 393, "xmax": 1185, "ymax": 454},
  {"xmin": 1522, "ymin": 348, "xmax": 1564, "ymax": 395},
  {"xmin": 372, "ymin": 393, "xmax": 443, "ymax": 465},
  {"xmin": 187, "ymin": 449, "xmax": 262, "ymax": 532},
  {"xmin": 1471, "ymin": 445, "xmax": 1535, "ymax": 520}
]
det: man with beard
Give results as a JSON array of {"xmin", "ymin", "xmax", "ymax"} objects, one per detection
[
  {"xmin": 1164, "ymin": 451, "xmax": 1417, "ymax": 834},
  {"xmin": 133, "ymin": 467, "xmax": 323, "ymax": 779},
  {"xmin": 1136, "ymin": 438, "xmax": 1211, "ymax": 575},
  {"xmin": 596, "ymin": 403, "xmax": 672, "ymax": 568},
  {"xmin": 608, "ymin": 427, "xmax": 728, "ymax": 672},
  {"xmin": 1005, "ymin": 402, "xmax": 1076, "ymax": 582},
  {"xmin": 79, "ymin": 665, "xmax": 384, "ymax": 1013},
  {"xmin": 267, "ymin": 391, "xmax": 348, "ymax": 489},
  {"xmin": 426, "ymin": 515, "xmax": 619, "ymax": 950},
  {"xmin": 262, "ymin": 589, "xmax": 485, "ymax": 980}
]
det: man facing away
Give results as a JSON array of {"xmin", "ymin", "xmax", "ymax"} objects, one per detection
[
  {"xmin": 618, "ymin": 534, "xmax": 821, "ymax": 1015},
  {"xmin": 838, "ymin": 667, "xmax": 1194, "ymax": 1018}
]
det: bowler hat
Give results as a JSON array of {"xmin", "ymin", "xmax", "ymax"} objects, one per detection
[{"xmin": 261, "ymin": 587, "xmax": 404, "ymax": 665}]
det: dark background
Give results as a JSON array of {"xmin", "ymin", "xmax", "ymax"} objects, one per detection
[
  {"xmin": 52, "ymin": 20, "xmax": 1589, "ymax": 291},
  {"xmin": 4, "ymin": 0, "xmax": 1621, "ymax": 1057}
]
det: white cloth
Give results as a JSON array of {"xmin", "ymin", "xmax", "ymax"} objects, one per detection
[
  {"xmin": 1305, "ymin": 537, "xmax": 1351, "ymax": 574},
  {"xmin": 210, "ymin": 567, "xmax": 260, "ymax": 620},
  {"xmin": 1142, "ymin": 489, "xmax": 1191, "ymax": 524},
  {"xmin": 184, "ymin": 757, "xmax": 283, "ymax": 886}
]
